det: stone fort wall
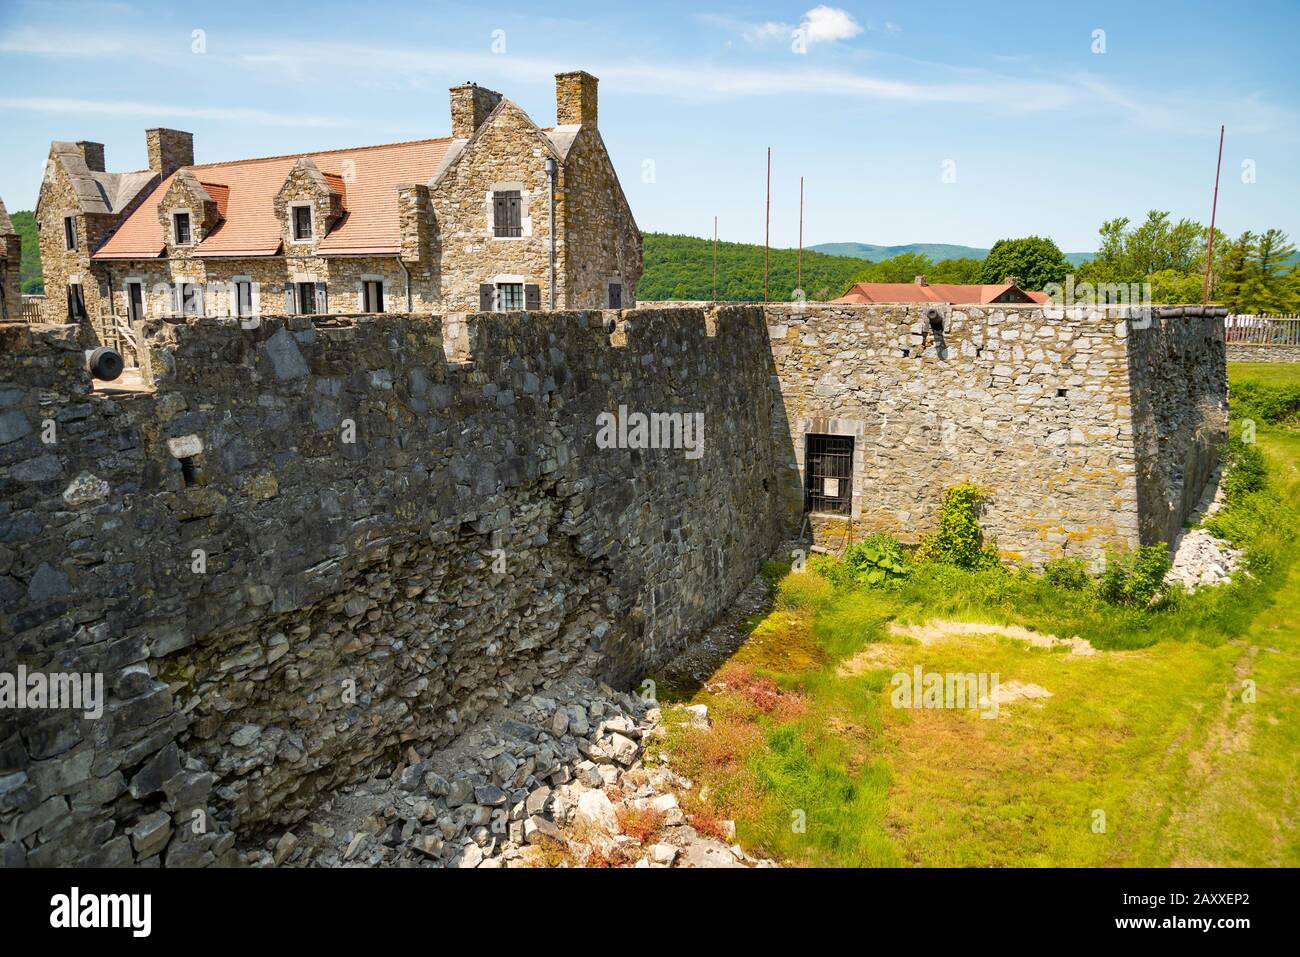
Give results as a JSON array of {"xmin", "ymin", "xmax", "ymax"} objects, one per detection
[
  {"xmin": 759, "ymin": 302, "xmax": 1226, "ymax": 566},
  {"xmin": 0, "ymin": 301, "xmax": 1225, "ymax": 867},
  {"xmin": 0, "ymin": 307, "xmax": 784, "ymax": 866}
]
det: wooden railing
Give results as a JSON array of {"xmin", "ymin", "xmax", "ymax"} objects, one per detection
[
  {"xmin": 20, "ymin": 300, "xmax": 47, "ymax": 324},
  {"xmin": 1225, "ymin": 314, "xmax": 1300, "ymax": 345}
]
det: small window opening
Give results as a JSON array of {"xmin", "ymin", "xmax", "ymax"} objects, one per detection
[
  {"xmin": 64, "ymin": 216, "xmax": 78, "ymax": 251},
  {"xmin": 804, "ymin": 433, "xmax": 854, "ymax": 516},
  {"xmin": 1056, "ymin": 388, "xmax": 1068, "ymax": 398},
  {"xmin": 173, "ymin": 212, "xmax": 192, "ymax": 246},
  {"xmin": 179, "ymin": 456, "xmax": 198, "ymax": 486},
  {"xmin": 901, "ymin": 348, "xmax": 911, "ymax": 358},
  {"xmin": 292, "ymin": 205, "xmax": 313, "ymax": 241}
]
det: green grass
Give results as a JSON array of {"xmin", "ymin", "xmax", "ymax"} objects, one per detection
[{"xmin": 652, "ymin": 363, "xmax": 1300, "ymax": 867}]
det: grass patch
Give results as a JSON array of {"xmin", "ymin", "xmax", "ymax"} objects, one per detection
[{"xmin": 662, "ymin": 362, "xmax": 1300, "ymax": 866}]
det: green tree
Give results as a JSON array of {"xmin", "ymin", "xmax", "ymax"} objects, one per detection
[
  {"xmin": 928, "ymin": 257, "xmax": 984, "ymax": 284},
  {"xmin": 977, "ymin": 236, "xmax": 1070, "ymax": 290}
]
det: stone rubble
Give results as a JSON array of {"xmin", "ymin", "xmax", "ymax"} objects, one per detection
[
  {"xmin": 1165, "ymin": 470, "xmax": 1244, "ymax": 590},
  {"xmin": 247, "ymin": 654, "xmax": 773, "ymax": 869}
]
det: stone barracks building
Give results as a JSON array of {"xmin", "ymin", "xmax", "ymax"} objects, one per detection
[
  {"xmin": 36, "ymin": 71, "xmax": 641, "ymax": 332},
  {"xmin": 0, "ymin": 197, "xmax": 19, "ymax": 322}
]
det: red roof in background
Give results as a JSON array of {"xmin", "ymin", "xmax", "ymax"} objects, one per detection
[
  {"xmin": 94, "ymin": 138, "xmax": 451, "ymax": 260},
  {"xmin": 833, "ymin": 282, "xmax": 1050, "ymax": 306}
]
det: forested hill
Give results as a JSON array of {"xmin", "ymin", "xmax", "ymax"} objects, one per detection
[{"xmin": 639, "ymin": 232, "xmax": 871, "ymax": 302}]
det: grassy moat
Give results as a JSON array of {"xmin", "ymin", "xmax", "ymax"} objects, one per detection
[{"xmin": 647, "ymin": 363, "xmax": 1300, "ymax": 867}]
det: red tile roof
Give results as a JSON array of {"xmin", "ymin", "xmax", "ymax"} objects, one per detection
[
  {"xmin": 94, "ymin": 138, "xmax": 452, "ymax": 260},
  {"xmin": 833, "ymin": 282, "xmax": 1050, "ymax": 305}
]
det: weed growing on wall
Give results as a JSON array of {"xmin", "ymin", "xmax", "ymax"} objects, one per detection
[{"xmin": 916, "ymin": 483, "xmax": 1002, "ymax": 571}]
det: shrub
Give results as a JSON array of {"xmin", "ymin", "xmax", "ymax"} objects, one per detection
[
  {"xmin": 1097, "ymin": 545, "xmax": 1170, "ymax": 607},
  {"xmin": 1230, "ymin": 380, "xmax": 1300, "ymax": 426},
  {"xmin": 842, "ymin": 535, "xmax": 909, "ymax": 587},
  {"xmin": 1041, "ymin": 556, "xmax": 1092, "ymax": 591},
  {"xmin": 1219, "ymin": 437, "xmax": 1268, "ymax": 505},
  {"xmin": 917, "ymin": 484, "xmax": 1002, "ymax": 571}
]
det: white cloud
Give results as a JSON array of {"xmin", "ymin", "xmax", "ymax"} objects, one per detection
[
  {"xmin": 797, "ymin": 6, "xmax": 864, "ymax": 46},
  {"xmin": 0, "ymin": 96, "xmax": 346, "ymax": 128},
  {"xmin": 744, "ymin": 20, "xmax": 793, "ymax": 44}
]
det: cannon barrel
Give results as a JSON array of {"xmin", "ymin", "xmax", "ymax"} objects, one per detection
[{"xmin": 85, "ymin": 347, "xmax": 125, "ymax": 381}]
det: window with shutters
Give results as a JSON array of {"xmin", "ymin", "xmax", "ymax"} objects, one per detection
[
  {"xmin": 172, "ymin": 211, "xmax": 192, "ymax": 246},
  {"xmin": 296, "ymin": 282, "xmax": 316, "ymax": 315},
  {"xmin": 291, "ymin": 204, "xmax": 313, "ymax": 241},
  {"xmin": 496, "ymin": 282, "xmax": 524, "ymax": 310},
  {"xmin": 804, "ymin": 433, "xmax": 854, "ymax": 516},
  {"xmin": 362, "ymin": 280, "xmax": 384, "ymax": 313},
  {"xmin": 492, "ymin": 190, "xmax": 522, "ymax": 238},
  {"xmin": 63, "ymin": 216, "xmax": 78, "ymax": 251}
]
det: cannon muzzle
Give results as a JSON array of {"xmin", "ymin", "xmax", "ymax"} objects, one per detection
[{"xmin": 85, "ymin": 347, "xmax": 125, "ymax": 381}]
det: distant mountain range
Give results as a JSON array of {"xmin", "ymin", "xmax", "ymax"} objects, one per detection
[{"xmin": 810, "ymin": 242, "xmax": 1096, "ymax": 267}]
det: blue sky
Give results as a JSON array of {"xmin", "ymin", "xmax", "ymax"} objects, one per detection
[{"xmin": 2, "ymin": 0, "xmax": 1297, "ymax": 252}]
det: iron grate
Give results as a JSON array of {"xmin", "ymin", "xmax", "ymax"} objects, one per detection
[{"xmin": 805, "ymin": 433, "xmax": 853, "ymax": 516}]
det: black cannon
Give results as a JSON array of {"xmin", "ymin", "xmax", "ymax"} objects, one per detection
[{"xmin": 85, "ymin": 347, "xmax": 125, "ymax": 381}]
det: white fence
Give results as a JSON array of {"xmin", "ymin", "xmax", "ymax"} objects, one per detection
[{"xmin": 1225, "ymin": 314, "xmax": 1300, "ymax": 345}]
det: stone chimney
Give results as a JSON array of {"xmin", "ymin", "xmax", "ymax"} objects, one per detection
[
  {"xmin": 555, "ymin": 70, "xmax": 598, "ymax": 128},
  {"xmin": 449, "ymin": 83, "xmax": 503, "ymax": 139},
  {"xmin": 914, "ymin": 275, "xmax": 928, "ymax": 286},
  {"xmin": 1003, "ymin": 274, "xmax": 1019, "ymax": 287},
  {"xmin": 76, "ymin": 141, "xmax": 105, "ymax": 172},
  {"xmin": 147, "ymin": 128, "xmax": 194, "ymax": 177}
]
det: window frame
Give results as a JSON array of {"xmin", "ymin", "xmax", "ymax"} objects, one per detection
[
  {"xmin": 296, "ymin": 281, "xmax": 316, "ymax": 315},
  {"xmin": 495, "ymin": 281, "xmax": 524, "ymax": 311},
  {"xmin": 804, "ymin": 433, "xmax": 855, "ymax": 517},
  {"xmin": 361, "ymin": 279, "xmax": 384, "ymax": 314},
  {"xmin": 234, "ymin": 280, "xmax": 254, "ymax": 318},
  {"xmin": 67, "ymin": 282, "xmax": 87, "ymax": 322},
  {"xmin": 125, "ymin": 280, "xmax": 145, "ymax": 323},
  {"xmin": 172, "ymin": 210, "xmax": 193, "ymax": 247},
  {"xmin": 63, "ymin": 216, "xmax": 78, "ymax": 252},
  {"xmin": 290, "ymin": 203, "xmax": 314, "ymax": 242}
]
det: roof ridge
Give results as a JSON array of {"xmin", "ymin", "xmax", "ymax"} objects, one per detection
[{"xmin": 184, "ymin": 136, "xmax": 454, "ymax": 171}]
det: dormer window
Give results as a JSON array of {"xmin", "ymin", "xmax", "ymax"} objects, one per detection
[
  {"xmin": 292, "ymin": 204, "xmax": 313, "ymax": 241},
  {"xmin": 63, "ymin": 216, "xmax": 77, "ymax": 251},
  {"xmin": 172, "ymin": 211, "xmax": 192, "ymax": 246}
]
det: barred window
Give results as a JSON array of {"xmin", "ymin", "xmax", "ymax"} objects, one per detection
[{"xmin": 804, "ymin": 433, "xmax": 853, "ymax": 516}]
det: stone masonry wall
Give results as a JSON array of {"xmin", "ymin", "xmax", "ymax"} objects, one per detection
[
  {"xmin": 431, "ymin": 101, "xmax": 560, "ymax": 313},
  {"xmin": 0, "ymin": 306, "xmax": 782, "ymax": 867},
  {"xmin": 758, "ymin": 302, "xmax": 1225, "ymax": 567},
  {"xmin": 0, "ymin": 234, "xmax": 19, "ymax": 322},
  {"xmin": 1126, "ymin": 313, "xmax": 1228, "ymax": 547},
  {"xmin": 1226, "ymin": 343, "xmax": 1300, "ymax": 363}
]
